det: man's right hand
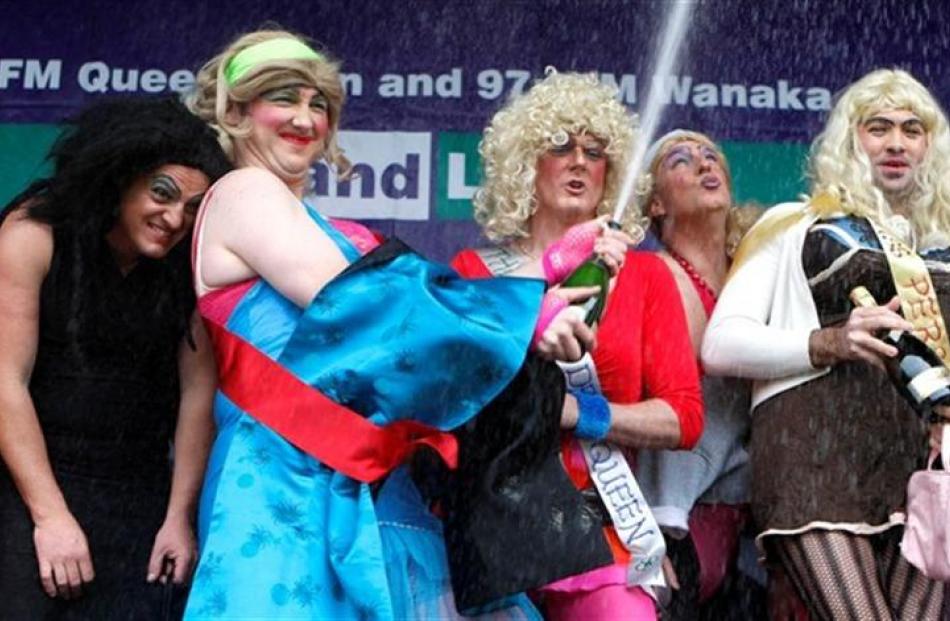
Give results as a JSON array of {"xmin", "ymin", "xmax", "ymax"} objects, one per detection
[{"xmin": 33, "ymin": 510, "xmax": 95, "ymax": 598}]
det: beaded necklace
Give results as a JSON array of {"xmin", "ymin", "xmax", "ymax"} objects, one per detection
[{"xmin": 666, "ymin": 246, "xmax": 718, "ymax": 315}]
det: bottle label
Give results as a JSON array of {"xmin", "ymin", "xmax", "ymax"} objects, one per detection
[{"xmin": 907, "ymin": 366, "xmax": 950, "ymax": 403}]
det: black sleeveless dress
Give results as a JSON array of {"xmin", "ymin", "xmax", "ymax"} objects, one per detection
[
  {"xmin": 751, "ymin": 217, "xmax": 935, "ymax": 543},
  {"xmin": 0, "ymin": 231, "xmax": 192, "ymax": 620}
]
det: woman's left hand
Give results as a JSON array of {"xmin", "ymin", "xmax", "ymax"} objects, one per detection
[
  {"xmin": 541, "ymin": 216, "xmax": 635, "ymax": 283},
  {"xmin": 533, "ymin": 286, "xmax": 598, "ymax": 362},
  {"xmin": 930, "ymin": 405, "xmax": 950, "ymax": 453},
  {"xmin": 146, "ymin": 515, "xmax": 196, "ymax": 585}
]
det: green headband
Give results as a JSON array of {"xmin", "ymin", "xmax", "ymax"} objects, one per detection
[{"xmin": 225, "ymin": 38, "xmax": 323, "ymax": 86}]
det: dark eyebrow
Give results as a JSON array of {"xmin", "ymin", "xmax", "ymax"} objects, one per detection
[{"xmin": 863, "ymin": 116, "xmax": 895, "ymax": 127}]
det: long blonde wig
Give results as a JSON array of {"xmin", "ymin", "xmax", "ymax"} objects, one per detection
[
  {"xmin": 731, "ymin": 69, "xmax": 950, "ymax": 273},
  {"xmin": 809, "ymin": 68, "xmax": 950, "ymax": 238},
  {"xmin": 187, "ymin": 29, "xmax": 350, "ymax": 175},
  {"xmin": 474, "ymin": 70, "xmax": 641, "ymax": 242}
]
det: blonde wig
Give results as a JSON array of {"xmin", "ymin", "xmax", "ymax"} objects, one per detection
[
  {"xmin": 731, "ymin": 69, "xmax": 950, "ymax": 274},
  {"xmin": 473, "ymin": 70, "xmax": 641, "ymax": 242},
  {"xmin": 187, "ymin": 29, "xmax": 350, "ymax": 175},
  {"xmin": 809, "ymin": 68, "xmax": 950, "ymax": 238}
]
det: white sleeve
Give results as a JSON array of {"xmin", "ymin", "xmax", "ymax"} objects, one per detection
[{"xmin": 701, "ymin": 220, "xmax": 817, "ymax": 380}]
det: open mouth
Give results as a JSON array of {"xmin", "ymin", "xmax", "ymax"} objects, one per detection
[{"xmin": 566, "ymin": 180, "xmax": 587, "ymax": 194}]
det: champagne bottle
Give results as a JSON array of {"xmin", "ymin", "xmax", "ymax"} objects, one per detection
[
  {"xmin": 561, "ymin": 257, "xmax": 610, "ymax": 326},
  {"xmin": 849, "ymin": 286, "xmax": 950, "ymax": 420},
  {"xmin": 560, "ymin": 221, "xmax": 622, "ymax": 326}
]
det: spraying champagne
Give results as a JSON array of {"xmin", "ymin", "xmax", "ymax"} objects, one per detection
[{"xmin": 564, "ymin": 0, "xmax": 696, "ymax": 327}]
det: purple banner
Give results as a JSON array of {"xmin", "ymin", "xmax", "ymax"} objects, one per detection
[{"xmin": 3, "ymin": 0, "xmax": 949, "ymax": 258}]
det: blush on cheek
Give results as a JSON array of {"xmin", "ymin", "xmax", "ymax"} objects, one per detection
[
  {"xmin": 536, "ymin": 155, "xmax": 561, "ymax": 179},
  {"xmin": 248, "ymin": 103, "xmax": 289, "ymax": 130}
]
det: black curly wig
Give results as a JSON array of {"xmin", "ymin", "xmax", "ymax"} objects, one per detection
[
  {"xmin": 3, "ymin": 97, "xmax": 232, "ymax": 352},
  {"xmin": 8, "ymin": 97, "xmax": 231, "ymax": 233}
]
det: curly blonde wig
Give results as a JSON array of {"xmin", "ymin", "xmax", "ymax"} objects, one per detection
[
  {"xmin": 809, "ymin": 68, "xmax": 950, "ymax": 238},
  {"xmin": 187, "ymin": 29, "xmax": 350, "ymax": 175},
  {"xmin": 473, "ymin": 70, "xmax": 641, "ymax": 242}
]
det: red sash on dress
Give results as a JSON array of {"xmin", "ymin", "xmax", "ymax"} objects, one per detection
[
  {"xmin": 201, "ymin": 304, "xmax": 459, "ymax": 484},
  {"xmin": 192, "ymin": 191, "xmax": 458, "ymax": 484}
]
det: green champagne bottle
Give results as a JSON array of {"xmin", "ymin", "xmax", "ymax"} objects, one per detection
[
  {"xmin": 561, "ymin": 256, "xmax": 610, "ymax": 326},
  {"xmin": 559, "ymin": 221, "xmax": 622, "ymax": 326}
]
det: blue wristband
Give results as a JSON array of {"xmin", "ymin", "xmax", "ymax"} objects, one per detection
[{"xmin": 571, "ymin": 390, "xmax": 611, "ymax": 440}]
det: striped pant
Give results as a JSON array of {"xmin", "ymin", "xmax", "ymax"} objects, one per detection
[{"xmin": 771, "ymin": 529, "xmax": 944, "ymax": 621}]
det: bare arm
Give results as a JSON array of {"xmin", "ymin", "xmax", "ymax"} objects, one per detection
[
  {"xmin": 0, "ymin": 211, "xmax": 94, "ymax": 597},
  {"xmin": 147, "ymin": 312, "xmax": 216, "ymax": 584},
  {"xmin": 562, "ymin": 394, "xmax": 682, "ymax": 449},
  {"xmin": 607, "ymin": 399, "xmax": 683, "ymax": 449},
  {"xmin": 198, "ymin": 168, "xmax": 349, "ymax": 307}
]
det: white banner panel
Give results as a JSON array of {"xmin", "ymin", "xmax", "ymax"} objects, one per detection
[{"xmin": 308, "ymin": 130, "xmax": 431, "ymax": 221}]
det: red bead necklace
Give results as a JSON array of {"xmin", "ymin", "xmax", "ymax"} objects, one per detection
[{"xmin": 666, "ymin": 246, "xmax": 718, "ymax": 314}]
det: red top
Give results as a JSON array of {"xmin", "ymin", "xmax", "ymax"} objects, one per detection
[{"xmin": 451, "ymin": 248, "xmax": 703, "ymax": 449}]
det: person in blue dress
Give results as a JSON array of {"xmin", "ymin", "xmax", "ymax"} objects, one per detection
[{"xmin": 183, "ymin": 29, "xmax": 598, "ymax": 620}]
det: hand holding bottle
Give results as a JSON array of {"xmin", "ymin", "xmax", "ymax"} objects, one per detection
[
  {"xmin": 531, "ymin": 286, "xmax": 599, "ymax": 361},
  {"xmin": 846, "ymin": 287, "xmax": 950, "ymax": 421},
  {"xmin": 808, "ymin": 295, "xmax": 913, "ymax": 369},
  {"xmin": 541, "ymin": 216, "xmax": 632, "ymax": 285},
  {"xmin": 592, "ymin": 224, "xmax": 633, "ymax": 277}
]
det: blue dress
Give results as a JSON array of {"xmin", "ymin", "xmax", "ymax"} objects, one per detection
[{"xmin": 184, "ymin": 206, "xmax": 542, "ymax": 620}]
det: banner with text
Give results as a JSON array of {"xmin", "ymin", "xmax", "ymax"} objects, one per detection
[{"xmin": 3, "ymin": 0, "xmax": 947, "ymax": 259}]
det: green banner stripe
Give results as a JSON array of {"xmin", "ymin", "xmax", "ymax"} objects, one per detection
[
  {"xmin": 0, "ymin": 124, "xmax": 59, "ymax": 207},
  {"xmin": 0, "ymin": 124, "xmax": 809, "ymax": 217}
]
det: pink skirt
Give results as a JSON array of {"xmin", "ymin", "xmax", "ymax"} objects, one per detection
[{"xmin": 543, "ymin": 583, "xmax": 656, "ymax": 620}]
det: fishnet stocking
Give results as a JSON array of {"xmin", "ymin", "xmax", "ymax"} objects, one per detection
[
  {"xmin": 772, "ymin": 530, "xmax": 943, "ymax": 621},
  {"xmin": 774, "ymin": 531, "xmax": 888, "ymax": 621},
  {"xmin": 878, "ymin": 530, "xmax": 944, "ymax": 621}
]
